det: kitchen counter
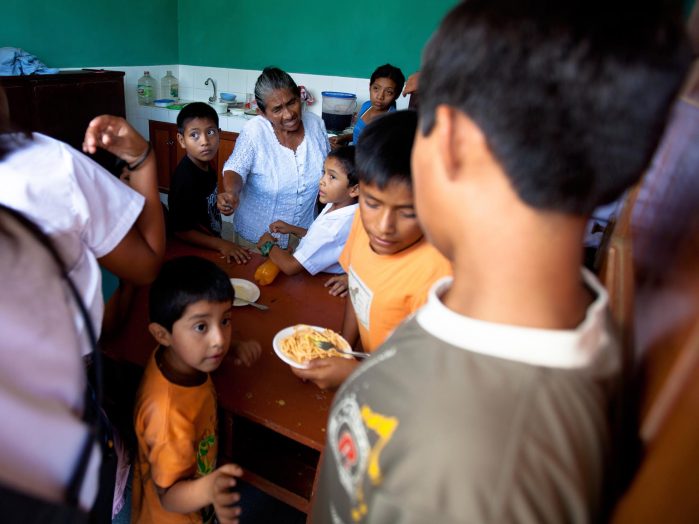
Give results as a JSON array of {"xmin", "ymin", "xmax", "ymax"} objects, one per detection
[{"xmin": 130, "ymin": 100, "xmax": 253, "ymax": 134}]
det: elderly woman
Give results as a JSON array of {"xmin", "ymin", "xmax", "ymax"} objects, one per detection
[{"xmin": 217, "ymin": 67, "xmax": 330, "ymax": 249}]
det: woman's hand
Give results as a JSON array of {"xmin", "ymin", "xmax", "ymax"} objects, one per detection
[
  {"xmin": 217, "ymin": 191, "xmax": 239, "ymax": 216},
  {"xmin": 210, "ymin": 463, "xmax": 243, "ymax": 524},
  {"xmin": 219, "ymin": 241, "xmax": 251, "ymax": 264},
  {"xmin": 269, "ymin": 220, "xmax": 292, "ymax": 234},
  {"xmin": 231, "ymin": 339, "xmax": 262, "ymax": 367},
  {"xmin": 291, "ymin": 356, "xmax": 360, "ymax": 390},
  {"xmin": 82, "ymin": 115, "xmax": 148, "ymax": 165},
  {"xmin": 256, "ymin": 232, "xmax": 277, "ymax": 250},
  {"xmin": 324, "ymin": 274, "xmax": 349, "ymax": 297}
]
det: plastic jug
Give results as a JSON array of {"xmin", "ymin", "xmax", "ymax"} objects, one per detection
[
  {"xmin": 321, "ymin": 91, "xmax": 357, "ymax": 132},
  {"xmin": 137, "ymin": 71, "xmax": 156, "ymax": 105},
  {"xmin": 160, "ymin": 70, "xmax": 179, "ymax": 100}
]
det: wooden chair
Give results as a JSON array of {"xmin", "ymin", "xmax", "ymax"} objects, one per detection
[{"xmin": 599, "ymin": 76, "xmax": 699, "ymax": 523}]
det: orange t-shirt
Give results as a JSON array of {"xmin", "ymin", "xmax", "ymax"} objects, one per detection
[
  {"xmin": 131, "ymin": 349, "xmax": 218, "ymax": 524},
  {"xmin": 339, "ymin": 211, "xmax": 452, "ymax": 351}
]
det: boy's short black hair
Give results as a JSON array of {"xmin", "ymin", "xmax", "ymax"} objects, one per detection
[
  {"xmin": 370, "ymin": 64, "xmax": 406, "ymax": 107},
  {"xmin": 176, "ymin": 102, "xmax": 219, "ymax": 134},
  {"xmin": 418, "ymin": 0, "xmax": 690, "ymax": 214},
  {"xmin": 149, "ymin": 256, "xmax": 233, "ymax": 331},
  {"xmin": 356, "ymin": 110, "xmax": 416, "ymax": 189},
  {"xmin": 327, "ymin": 145, "xmax": 358, "ymax": 186}
]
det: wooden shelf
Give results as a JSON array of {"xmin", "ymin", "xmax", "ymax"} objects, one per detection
[{"xmin": 220, "ymin": 412, "xmax": 320, "ymax": 514}]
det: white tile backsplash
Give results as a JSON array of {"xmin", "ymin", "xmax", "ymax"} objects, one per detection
[{"xmin": 88, "ymin": 63, "xmax": 389, "ymax": 135}]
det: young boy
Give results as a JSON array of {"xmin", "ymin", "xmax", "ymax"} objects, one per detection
[
  {"xmin": 293, "ymin": 111, "xmax": 452, "ymax": 390},
  {"xmin": 169, "ymin": 102, "xmax": 250, "ymax": 264},
  {"xmin": 255, "ymin": 146, "xmax": 359, "ymax": 276},
  {"xmin": 312, "ymin": 2, "xmax": 689, "ymax": 523},
  {"xmin": 132, "ymin": 256, "xmax": 250, "ymax": 523}
]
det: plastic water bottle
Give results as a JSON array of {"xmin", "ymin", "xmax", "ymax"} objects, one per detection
[
  {"xmin": 137, "ymin": 71, "xmax": 156, "ymax": 105},
  {"xmin": 161, "ymin": 70, "xmax": 179, "ymax": 100}
]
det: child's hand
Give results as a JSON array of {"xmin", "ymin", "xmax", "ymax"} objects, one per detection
[
  {"xmin": 211, "ymin": 463, "xmax": 243, "ymax": 524},
  {"xmin": 219, "ymin": 241, "xmax": 251, "ymax": 264},
  {"xmin": 256, "ymin": 232, "xmax": 278, "ymax": 250},
  {"xmin": 231, "ymin": 339, "xmax": 262, "ymax": 367},
  {"xmin": 268, "ymin": 220, "xmax": 292, "ymax": 235},
  {"xmin": 324, "ymin": 274, "xmax": 349, "ymax": 297},
  {"xmin": 217, "ymin": 192, "xmax": 239, "ymax": 216},
  {"xmin": 291, "ymin": 356, "xmax": 360, "ymax": 390}
]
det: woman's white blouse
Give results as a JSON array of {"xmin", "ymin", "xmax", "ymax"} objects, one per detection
[{"xmin": 223, "ymin": 111, "xmax": 330, "ymax": 248}]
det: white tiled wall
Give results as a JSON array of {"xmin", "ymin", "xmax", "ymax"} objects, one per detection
[{"xmin": 83, "ymin": 64, "xmax": 410, "ymax": 139}]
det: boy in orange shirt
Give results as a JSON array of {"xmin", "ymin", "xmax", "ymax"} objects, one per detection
[
  {"xmin": 293, "ymin": 110, "xmax": 451, "ymax": 389},
  {"xmin": 132, "ymin": 256, "xmax": 259, "ymax": 523}
]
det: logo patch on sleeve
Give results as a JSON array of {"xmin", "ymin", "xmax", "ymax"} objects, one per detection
[{"xmin": 328, "ymin": 394, "xmax": 370, "ymax": 497}]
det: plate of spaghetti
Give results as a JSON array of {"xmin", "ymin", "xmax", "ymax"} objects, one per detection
[{"xmin": 273, "ymin": 324, "xmax": 352, "ymax": 368}]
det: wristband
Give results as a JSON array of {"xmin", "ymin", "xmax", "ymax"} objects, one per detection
[
  {"xmin": 127, "ymin": 141, "xmax": 152, "ymax": 171},
  {"xmin": 260, "ymin": 240, "xmax": 274, "ymax": 257}
]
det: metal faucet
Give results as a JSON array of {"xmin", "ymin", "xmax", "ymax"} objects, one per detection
[{"xmin": 205, "ymin": 77, "xmax": 217, "ymax": 103}]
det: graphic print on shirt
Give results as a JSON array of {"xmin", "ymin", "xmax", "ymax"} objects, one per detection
[
  {"xmin": 198, "ymin": 431, "xmax": 217, "ymax": 523},
  {"xmin": 207, "ymin": 188, "xmax": 222, "ymax": 235},
  {"xmin": 348, "ymin": 266, "xmax": 373, "ymax": 330},
  {"xmin": 328, "ymin": 394, "xmax": 399, "ymax": 522}
]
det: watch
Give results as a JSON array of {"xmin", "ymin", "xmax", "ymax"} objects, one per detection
[{"xmin": 260, "ymin": 240, "xmax": 274, "ymax": 257}]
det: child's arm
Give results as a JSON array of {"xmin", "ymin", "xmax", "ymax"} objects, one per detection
[
  {"xmin": 340, "ymin": 298, "xmax": 360, "ymax": 348},
  {"xmin": 159, "ymin": 463, "xmax": 242, "ymax": 523},
  {"xmin": 256, "ymin": 232, "xmax": 305, "ymax": 276},
  {"xmin": 269, "ymin": 220, "xmax": 307, "ymax": 238},
  {"xmin": 176, "ymin": 230, "xmax": 251, "ymax": 264},
  {"xmin": 83, "ymin": 116, "xmax": 165, "ymax": 284},
  {"xmin": 329, "ymin": 133, "xmax": 352, "ymax": 149}
]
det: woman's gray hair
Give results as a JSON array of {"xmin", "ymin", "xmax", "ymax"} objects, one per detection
[{"xmin": 254, "ymin": 67, "xmax": 300, "ymax": 112}]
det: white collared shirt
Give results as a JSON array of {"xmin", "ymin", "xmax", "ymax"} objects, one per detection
[
  {"xmin": 293, "ymin": 202, "xmax": 357, "ymax": 274},
  {"xmin": 416, "ymin": 268, "xmax": 611, "ymax": 369}
]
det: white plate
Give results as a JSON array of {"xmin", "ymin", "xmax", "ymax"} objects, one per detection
[
  {"xmin": 229, "ymin": 278, "xmax": 260, "ymax": 306},
  {"xmin": 273, "ymin": 325, "xmax": 351, "ymax": 369}
]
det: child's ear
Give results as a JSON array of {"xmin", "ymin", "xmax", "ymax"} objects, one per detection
[
  {"xmin": 348, "ymin": 184, "xmax": 360, "ymax": 198},
  {"xmin": 148, "ymin": 322, "xmax": 172, "ymax": 347},
  {"xmin": 176, "ymin": 132, "xmax": 186, "ymax": 150}
]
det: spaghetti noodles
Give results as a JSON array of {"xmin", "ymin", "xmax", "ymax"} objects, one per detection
[{"xmin": 279, "ymin": 325, "xmax": 351, "ymax": 364}]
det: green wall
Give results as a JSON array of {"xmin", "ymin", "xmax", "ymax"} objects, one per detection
[
  {"xmin": 2, "ymin": 0, "xmax": 456, "ymax": 77},
  {"xmin": 177, "ymin": 0, "xmax": 458, "ymax": 78},
  {"xmin": 2, "ymin": 0, "xmax": 178, "ymax": 68}
]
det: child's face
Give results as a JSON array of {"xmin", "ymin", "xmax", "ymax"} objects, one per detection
[
  {"xmin": 359, "ymin": 180, "xmax": 423, "ymax": 255},
  {"xmin": 369, "ymin": 77, "xmax": 399, "ymax": 112},
  {"xmin": 167, "ymin": 299, "xmax": 232, "ymax": 376},
  {"xmin": 319, "ymin": 157, "xmax": 357, "ymax": 205},
  {"xmin": 177, "ymin": 117, "xmax": 220, "ymax": 170}
]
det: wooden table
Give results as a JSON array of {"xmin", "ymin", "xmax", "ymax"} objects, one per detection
[{"xmin": 101, "ymin": 241, "xmax": 345, "ymax": 518}]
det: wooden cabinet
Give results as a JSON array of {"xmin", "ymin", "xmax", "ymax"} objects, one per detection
[
  {"xmin": 149, "ymin": 120, "xmax": 238, "ymax": 192},
  {"xmin": 0, "ymin": 70, "xmax": 125, "ymax": 171}
]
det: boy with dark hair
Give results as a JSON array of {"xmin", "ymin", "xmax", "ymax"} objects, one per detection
[
  {"xmin": 170, "ymin": 102, "xmax": 250, "ymax": 264},
  {"xmin": 256, "ymin": 145, "xmax": 359, "ymax": 277},
  {"xmin": 293, "ymin": 110, "xmax": 451, "ymax": 389},
  {"xmin": 313, "ymin": 1, "xmax": 690, "ymax": 522},
  {"xmin": 132, "ymin": 256, "xmax": 256, "ymax": 523}
]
